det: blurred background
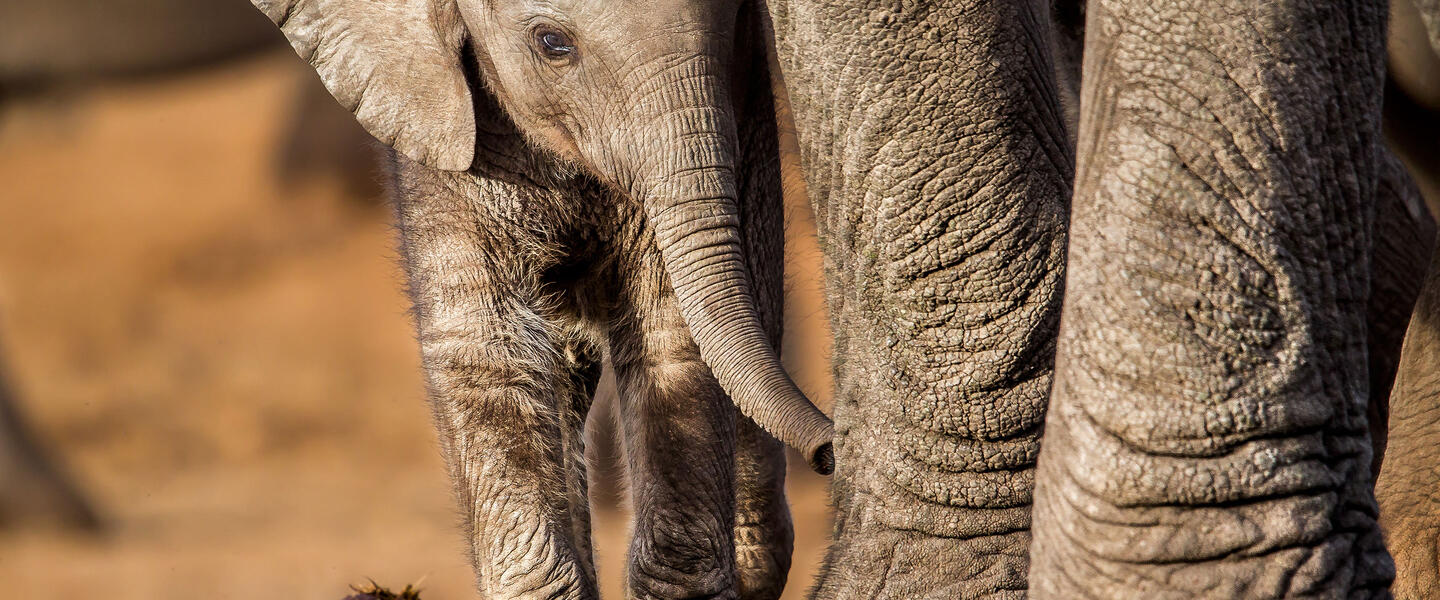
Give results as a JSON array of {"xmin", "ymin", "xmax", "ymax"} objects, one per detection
[{"xmin": 0, "ymin": 2, "xmax": 836, "ymax": 598}]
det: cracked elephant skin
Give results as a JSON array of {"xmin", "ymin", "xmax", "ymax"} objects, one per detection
[
  {"xmin": 767, "ymin": 0, "xmax": 1436, "ymax": 596},
  {"xmin": 1029, "ymin": 0, "xmax": 1404, "ymax": 597},
  {"xmin": 1047, "ymin": 0, "xmax": 1440, "ymax": 492},
  {"xmin": 1043, "ymin": 1, "xmax": 1438, "ymax": 596},
  {"xmin": 225, "ymin": 0, "xmax": 1440, "ymax": 596},
  {"xmin": 766, "ymin": 0, "xmax": 1071, "ymax": 597},
  {"xmin": 246, "ymin": 0, "xmax": 840, "ymax": 597}
]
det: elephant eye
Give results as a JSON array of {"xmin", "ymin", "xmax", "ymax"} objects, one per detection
[{"xmin": 533, "ymin": 26, "xmax": 576, "ymax": 60}]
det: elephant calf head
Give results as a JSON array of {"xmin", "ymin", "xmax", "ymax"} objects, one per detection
[{"xmin": 252, "ymin": 0, "xmax": 833, "ymax": 472}]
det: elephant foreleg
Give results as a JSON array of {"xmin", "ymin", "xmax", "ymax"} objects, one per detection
[
  {"xmin": 1030, "ymin": 0, "xmax": 1395, "ymax": 596},
  {"xmin": 395, "ymin": 160, "xmax": 600, "ymax": 600},
  {"xmin": 766, "ymin": 0, "xmax": 1071, "ymax": 596},
  {"xmin": 609, "ymin": 279, "xmax": 741, "ymax": 600}
]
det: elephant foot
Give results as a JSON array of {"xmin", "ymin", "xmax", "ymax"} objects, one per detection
[
  {"xmin": 477, "ymin": 550, "xmax": 596, "ymax": 600},
  {"xmin": 811, "ymin": 503, "xmax": 1029, "ymax": 600},
  {"xmin": 471, "ymin": 503, "xmax": 598, "ymax": 600},
  {"xmin": 625, "ymin": 560, "xmax": 737, "ymax": 600},
  {"xmin": 626, "ymin": 519, "xmax": 738, "ymax": 600},
  {"xmin": 733, "ymin": 520, "xmax": 790, "ymax": 600}
]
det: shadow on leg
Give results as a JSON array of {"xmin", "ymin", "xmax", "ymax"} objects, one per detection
[
  {"xmin": 1366, "ymin": 150, "xmax": 1437, "ymax": 477},
  {"xmin": 610, "ymin": 272, "xmax": 739, "ymax": 600}
]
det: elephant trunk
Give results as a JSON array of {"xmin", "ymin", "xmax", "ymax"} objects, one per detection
[{"xmin": 629, "ymin": 61, "xmax": 833, "ymax": 473}]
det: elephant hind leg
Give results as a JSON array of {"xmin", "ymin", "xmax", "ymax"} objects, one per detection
[{"xmin": 1030, "ymin": 1, "xmax": 1394, "ymax": 596}]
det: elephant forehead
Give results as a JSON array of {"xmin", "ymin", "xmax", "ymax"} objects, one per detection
[{"xmin": 475, "ymin": 0, "xmax": 738, "ymax": 40}]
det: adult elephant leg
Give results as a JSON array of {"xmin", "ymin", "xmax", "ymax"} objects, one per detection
[
  {"xmin": 1376, "ymin": 243, "xmax": 1440, "ymax": 599},
  {"xmin": 765, "ymin": 0, "xmax": 1071, "ymax": 597},
  {"xmin": 1030, "ymin": 1, "xmax": 1394, "ymax": 597},
  {"xmin": 1038, "ymin": 0, "xmax": 1434, "ymax": 482},
  {"xmin": 394, "ymin": 158, "xmax": 600, "ymax": 600},
  {"xmin": 1366, "ymin": 152, "xmax": 1436, "ymax": 476}
]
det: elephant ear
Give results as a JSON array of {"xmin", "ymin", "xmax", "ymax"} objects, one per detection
[{"xmin": 254, "ymin": 0, "xmax": 475, "ymax": 171}]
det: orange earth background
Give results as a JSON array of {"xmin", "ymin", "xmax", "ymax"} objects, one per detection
[{"xmin": 0, "ymin": 49, "xmax": 836, "ymax": 598}]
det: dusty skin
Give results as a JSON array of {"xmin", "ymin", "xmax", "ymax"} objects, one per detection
[{"xmin": 0, "ymin": 53, "xmax": 834, "ymax": 599}]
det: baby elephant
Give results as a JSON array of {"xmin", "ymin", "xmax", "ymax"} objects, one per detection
[{"xmin": 250, "ymin": 0, "xmax": 833, "ymax": 598}]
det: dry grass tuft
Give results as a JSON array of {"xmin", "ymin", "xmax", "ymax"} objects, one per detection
[{"xmin": 344, "ymin": 581, "xmax": 423, "ymax": 600}]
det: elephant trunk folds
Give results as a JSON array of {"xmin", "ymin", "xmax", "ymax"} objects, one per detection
[{"xmin": 627, "ymin": 59, "xmax": 833, "ymax": 473}]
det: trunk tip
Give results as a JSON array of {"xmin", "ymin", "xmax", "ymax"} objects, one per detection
[{"xmin": 807, "ymin": 442, "xmax": 834, "ymax": 475}]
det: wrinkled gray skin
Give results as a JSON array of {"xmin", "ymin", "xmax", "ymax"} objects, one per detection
[
  {"xmin": 1029, "ymin": 0, "xmax": 1406, "ymax": 596},
  {"xmin": 1049, "ymin": 0, "xmax": 1440, "ymax": 488},
  {"xmin": 1048, "ymin": 3, "xmax": 1440, "ymax": 596},
  {"xmin": 254, "ymin": 0, "xmax": 834, "ymax": 597},
  {"xmin": 1365, "ymin": 0, "xmax": 1440, "ymax": 471},
  {"xmin": 767, "ymin": 0, "xmax": 1437, "ymax": 596},
  {"xmin": 1366, "ymin": 152, "xmax": 1437, "ymax": 478},
  {"xmin": 245, "ymin": 0, "xmax": 1440, "ymax": 596},
  {"xmin": 766, "ymin": 0, "xmax": 1071, "ymax": 595},
  {"xmin": 1048, "ymin": 7, "xmax": 1440, "ymax": 595}
]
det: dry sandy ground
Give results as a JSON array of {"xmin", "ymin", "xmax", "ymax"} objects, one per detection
[{"xmin": 0, "ymin": 53, "xmax": 835, "ymax": 599}]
